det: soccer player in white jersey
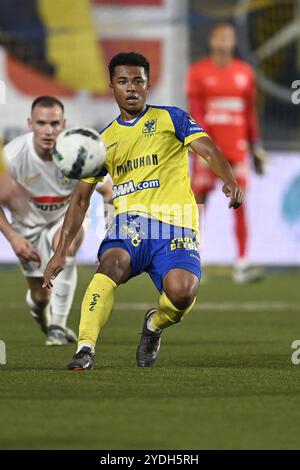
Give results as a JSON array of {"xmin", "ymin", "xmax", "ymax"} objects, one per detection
[{"xmin": 1, "ymin": 96, "xmax": 84, "ymax": 345}]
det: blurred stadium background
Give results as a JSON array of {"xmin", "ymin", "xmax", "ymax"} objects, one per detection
[
  {"xmin": 0, "ymin": 0, "xmax": 300, "ymax": 450},
  {"xmin": 0, "ymin": 0, "xmax": 299, "ymax": 266}
]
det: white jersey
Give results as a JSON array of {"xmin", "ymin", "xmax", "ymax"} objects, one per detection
[{"xmin": 4, "ymin": 132, "xmax": 77, "ymax": 237}]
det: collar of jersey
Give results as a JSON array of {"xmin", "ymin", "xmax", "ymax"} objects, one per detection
[{"xmin": 116, "ymin": 105, "xmax": 149, "ymax": 127}]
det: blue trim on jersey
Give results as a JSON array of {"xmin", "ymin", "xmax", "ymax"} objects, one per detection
[
  {"xmin": 150, "ymin": 105, "xmax": 205, "ymax": 143},
  {"xmin": 99, "ymin": 119, "xmax": 115, "ymax": 135},
  {"xmin": 100, "ymin": 104, "xmax": 205, "ymax": 142},
  {"xmin": 116, "ymin": 105, "xmax": 149, "ymax": 127}
]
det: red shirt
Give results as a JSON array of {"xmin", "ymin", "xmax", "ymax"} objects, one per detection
[{"xmin": 186, "ymin": 57, "xmax": 259, "ymax": 162}]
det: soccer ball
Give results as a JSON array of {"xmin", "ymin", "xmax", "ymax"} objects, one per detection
[{"xmin": 53, "ymin": 127, "xmax": 106, "ymax": 179}]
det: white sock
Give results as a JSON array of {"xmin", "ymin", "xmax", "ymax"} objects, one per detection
[
  {"xmin": 147, "ymin": 310, "xmax": 162, "ymax": 333},
  {"xmin": 234, "ymin": 257, "xmax": 249, "ymax": 270},
  {"xmin": 51, "ymin": 256, "xmax": 77, "ymax": 329},
  {"xmin": 76, "ymin": 343, "xmax": 95, "ymax": 354}
]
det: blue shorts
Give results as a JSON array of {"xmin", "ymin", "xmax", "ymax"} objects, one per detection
[{"xmin": 98, "ymin": 213, "xmax": 201, "ymax": 292}]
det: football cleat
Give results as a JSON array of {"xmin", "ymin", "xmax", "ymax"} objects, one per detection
[
  {"xmin": 232, "ymin": 262, "xmax": 265, "ymax": 284},
  {"xmin": 45, "ymin": 325, "xmax": 69, "ymax": 346},
  {"xmin": 136, "ymin": 309, "xmax": 162, "ymax": 367},
  {"xmin": 65, "ymin": 327, "xmax": 78, "ymax": 343},
  {"xmin": 67, "ymin": 347, "xmax": 95, "ymax": 371}
]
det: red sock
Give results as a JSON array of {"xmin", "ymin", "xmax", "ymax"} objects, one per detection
[{"xmin": 234, "ymin": 205, "xmax": 248, "ymax": 258}]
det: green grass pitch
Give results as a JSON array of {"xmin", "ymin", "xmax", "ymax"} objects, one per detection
[{"xmin": 0, "ymin": 265, "xmax": 299, "ymax": 450}]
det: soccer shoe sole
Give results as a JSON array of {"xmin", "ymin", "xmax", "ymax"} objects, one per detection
[
  {"xmin": 67, "ymin": 362, "xmax": 94, "ymax": 371},
  {"xmin": 45, "ymin": 337, "xmax": 69, "ymax": 347}
]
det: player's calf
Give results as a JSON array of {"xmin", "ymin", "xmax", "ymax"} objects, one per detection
[
  {"xmin": 26, "ymin": 289, "xmax": 51, "ymax": 334},
  {"xmin": 136, "ymin": 294, "xmax": 196, "ymax": 368}
]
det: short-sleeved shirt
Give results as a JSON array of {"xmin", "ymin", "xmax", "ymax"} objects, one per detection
[
  {"xmin": 4, "ymin": 132, "xmax": 77, "ymax": 237},
  {"xmin": 84, "ymin": 105, "xmax": 207, "ymax": 232}
]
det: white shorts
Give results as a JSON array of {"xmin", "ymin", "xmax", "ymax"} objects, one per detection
[
  {"xmin": 15, "ymin": 210, "xmax": 90, "ymax": 278},
  {"xmin": 18, "ymin": 218, "xmax": 64, "ymax": 278}
]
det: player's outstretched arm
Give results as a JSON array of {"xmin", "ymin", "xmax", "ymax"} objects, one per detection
[
  {"xmin": 43, "ymin": 180, "xmax": 96, "ymax": 289},
  {"xmin": 190, "ymin": 136, "xmax": 244, "ymax": 209},
  {"xmin": 0, "ymin": 173, "xmax": 31, "ymax": 215}
]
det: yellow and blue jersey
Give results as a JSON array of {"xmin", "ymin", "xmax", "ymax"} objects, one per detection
[{"xmin": 84, "ymin": 105, "xmax": 208, "ymax": 232}]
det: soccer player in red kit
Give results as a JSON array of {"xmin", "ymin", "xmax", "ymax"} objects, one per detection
[{"xmin": 186, "ymin": 20, "xmax": 267, "ymax": 283}]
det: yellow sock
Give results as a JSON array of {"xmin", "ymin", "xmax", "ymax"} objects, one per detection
[
  {"xmin": 150, "ymin": 293, "xmax": 196, "ymax": 330},
  {"xmin": 78, "ymin": 273, "xmax": 117, "ymax": 349}
]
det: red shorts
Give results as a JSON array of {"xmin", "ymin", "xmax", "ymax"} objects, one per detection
[{"xmin": 190, "ymin": 154, "xmax": 249, "ymax": 194}]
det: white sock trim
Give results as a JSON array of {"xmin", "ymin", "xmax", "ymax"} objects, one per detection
[
  {"xmin": 76, "ymin": 343, "xmax": 95, "ymax": 354},
  {"xmin": 147, "ymin": 310, "xmax": 161, "ymax": 333}
]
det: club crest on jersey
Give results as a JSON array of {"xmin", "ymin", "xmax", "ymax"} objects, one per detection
[{"xmin": 143, "ymin": 119, "xmax": 157, "ymax": 135}]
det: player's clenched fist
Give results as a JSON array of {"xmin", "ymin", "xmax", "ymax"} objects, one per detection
[{"xmin": 222, "ymin": 182, "xmax": 244, "ymax": 209}]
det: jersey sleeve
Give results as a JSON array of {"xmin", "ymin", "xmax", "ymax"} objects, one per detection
[
  {"xmin": 167, "ymin": 107, "xmax": 208, "ymax": 146},
  {"xmin": 81, "ymin": 165, "xmax": 108, "ymax": 184},
  {"xmin": 82, "ymin": 176, "xmax": 104, "ymax": 184}
]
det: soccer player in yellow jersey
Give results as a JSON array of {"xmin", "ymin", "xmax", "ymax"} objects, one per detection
[{"xmin": 43, "ymin": 52, "xmax": 243, "ymax": 370}]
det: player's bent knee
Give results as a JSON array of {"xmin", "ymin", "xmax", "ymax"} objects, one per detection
[
  {"xmin": 165, "ymin": 290, "xmax": 195, "ymax": 311},
  {"xmin": 163, "ymin": 270, "xmax": 199, "ymax": 309},
  {"xmin": 98, "ymin": 249, "xmax": 131, "ymax": 285},
  {"xmin": 164, "ymin": 279, "xmax": 198, "ymax": 310}
]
